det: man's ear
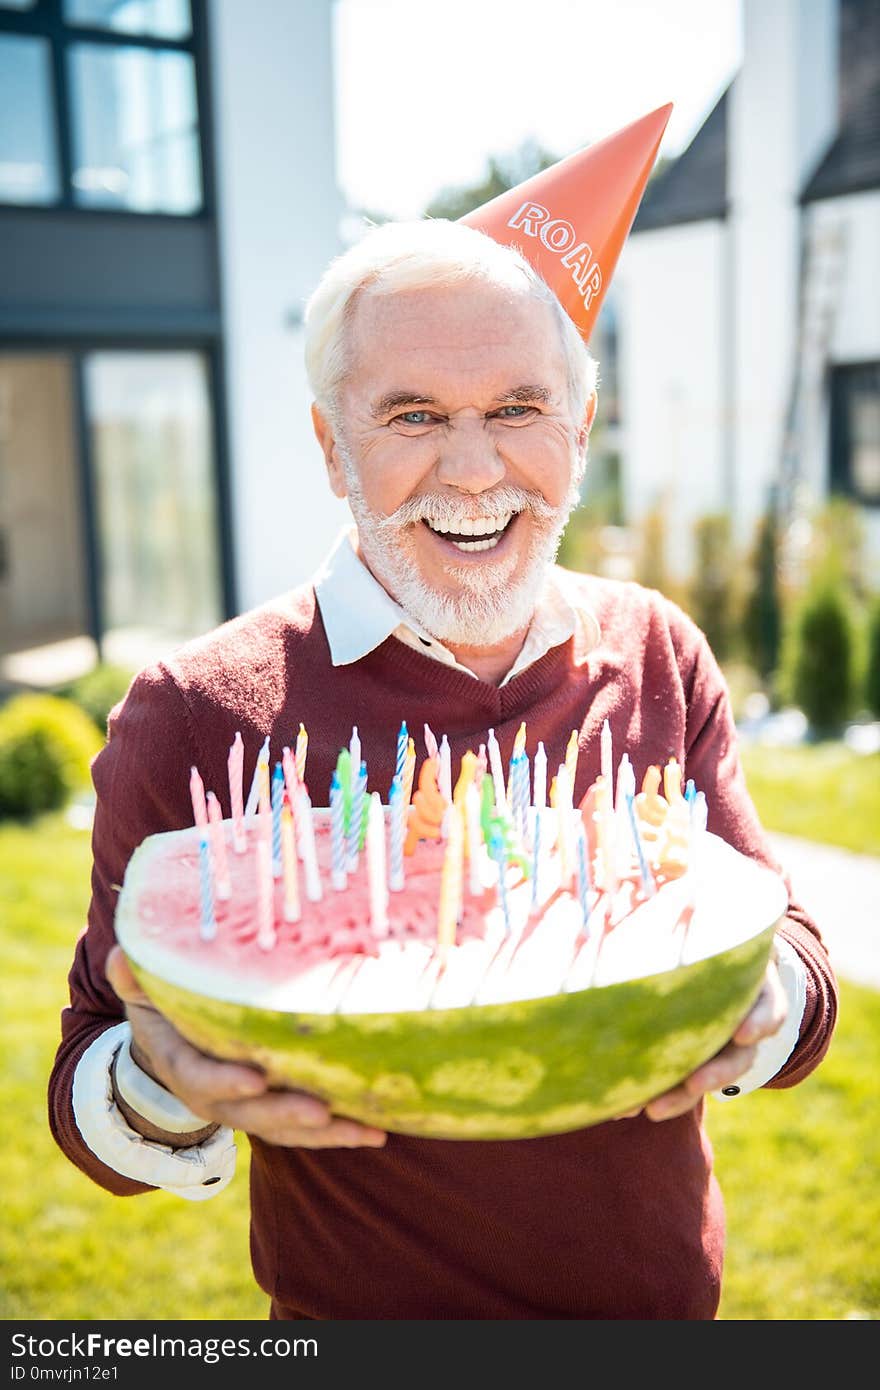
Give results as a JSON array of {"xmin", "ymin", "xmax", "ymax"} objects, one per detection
[
  {"xmin": 311, "ymin": 402, "xmax": 347, "ymax": 499},
  {"xmin": 577, "ymin": 390, "xmax": 598, "ymax": 451}
]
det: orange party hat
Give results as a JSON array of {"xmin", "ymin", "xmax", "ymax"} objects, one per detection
[{"xmin": 461, "ymin": 103, "xmax": 672, "ymax": 344}]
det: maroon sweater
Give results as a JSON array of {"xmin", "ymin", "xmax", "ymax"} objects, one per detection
[{"xmin": 48, "ymin": 570, "xmax": 838, "ymax": 1320}]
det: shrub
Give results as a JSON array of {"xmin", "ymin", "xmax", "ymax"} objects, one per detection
[
  {"xmin": 780, "ymin": 581, "xmax": 859, "ymax": 736},
  {"xmin": 742, "ymin": 507, "xmax": 783, "ymax": 683},
  {"xmin": 0, "ymin": 693, "xmax": 103, "ymax": 819},
  {"xmin": 54, "ymin": 663, "xmax": 134, "ymax": 734},
  {"xmin": 688, "ymin": 513, "xmax": 736, "ymax": 662},
  {"xmin": 865, "ymin": 596, "xmax": 880, "ymax": 719}
]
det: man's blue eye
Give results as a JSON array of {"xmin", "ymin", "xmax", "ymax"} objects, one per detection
[
  {"xmin": 399, "ymin": 411, "xmax": 431, "ymax": 424},
  {"xmin": 498, "ymin": 405, "xmax": 530, "ymax": 417}
]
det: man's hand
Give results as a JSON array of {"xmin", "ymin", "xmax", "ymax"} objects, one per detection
[
  {"xmin": 616, "ymin": 956, "xmax": 789, "ymax": 1122},
  {"xmin": 105, "ymin": 945, "xmax": 388, "ymax": 1149}
]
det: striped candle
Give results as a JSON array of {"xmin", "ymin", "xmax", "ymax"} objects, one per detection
[
  {"xmin": 626, "ymin": 791, "xmax": 656, "ymax": 896},
  {"xmin": 281, "ymin": 745, "xmax": 301, "ymax": 854},
  {"xmin": 255, "ymin": 834, "xmax": 276, "ymax": 950},
  {"xmin": 394, "ymin": 720, "xmax": 408, "ymax": 787},
  {"xmin": 530, "ymin": 808, "xmax": 543, "ymax": 913},
  {"xmin": 576, "ymin": 821, "xmax": 591, "ymax": 930},
  {"xmin": 280, "ymin": 798, "xmax": 301, "ymax": 923},
  {"xmin": 490, "ymin": 830, "xmax": 512, "ymax": 935},
  {"xmin": 329, "ymin": 772, "xmax": 347, "ymax": 890},
  {"xmin": 227, "ymin": 732, "xmax": 246, "ymax": 852},
  {"xmin": 402, "ymin": 738, "xmax": 416, "ymax": 808},
  {"xmin": 388, "ymin": 774, "xmax": 405, "ymax": 891},
  {"xmin": 206, "ymin": 791, "xmax": 231, "ymax": 900},
  {"xmin": 347, "ymin": 760, "xmax": 368, "ymax": 870},
  {"xmin": 198, "ymin": 835, "xmax": 216, "ymax": 941},
  {"xmin": 271, "ymin": 762, "xmax": 284, "ymax": 878},
  {"xmin": 244, "ymin": 736, "xmax": 270, "ymax": 819}
]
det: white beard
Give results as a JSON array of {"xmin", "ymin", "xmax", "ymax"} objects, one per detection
[{"xmin": 336, "ymin": 438, "xmax": 585, "ymax": 647}]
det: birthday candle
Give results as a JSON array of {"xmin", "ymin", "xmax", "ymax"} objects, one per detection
[
  {"xmin": 490, "ymin": 829, "xmax": 512, "ymax": 935},
  {"xmin": 464, "ymin": 781, "xmax": 483, "ymax": 896},
  {"xmin": 394, "ymin": 720, "xmax": 408, "ymax": 786},
  {"xmin": 244, "ymin": 736, "xmax": 270, "ymax": 819},
  {"xmin": 555, "ymin": 762, "xmax": 575, "ymax": 885},
  {"xmin": 438, "ymin": 735, "xmax": 452, "ymax": 807},
  {"xmin": 294, "ymin": 723, "xmax": 308, "ymax": 785},
  {"xmin": 367, "ymin": 791, "xmax": 388, "ymax": 935},
  {"xmin": 255, "ymin": 835, "xmax": 276, "ymax": 950},
  {"xmin": 600, "ymin": 719, "xmax": 613, "ymax": 802},
  {"xmin": 513, "ymin": 720, "xmax": 527, "ymax": 759},
  {"xmin": 347, "ymin": 760, "xmax": 368, "ymax": 870},
  {"xmin": 271, "ymin": 762, "xmax": 285, "ymax": 878},
  {"xmin": 189, "ymin": 766, "xmax": 208, "ymax": 830},
  {"xmin": 297, "ymin": 786, "xmax": 322, "ymax": 901},
  {"xmin": 564, "ymin": 729, "xmax": 580, "ymax": 789},
  {"xmin": 615, "ymin": 754, "xmax": 636, "ymax": 875},
  {"xmin": 281, "ymin": 745, "xmax": 301, "ymax": 851},
  {"xmin": 349, "ymin": 726, "xmax": 361, "ymax": 781},
  {"xmin": 206, "ymin": 791, "xmax": 231, "ymax": 900},
  {"xmin": 389, "ymin": 774, "xmax": 405, "ymax": 891},
  {"xmin": 402, "ymin": 738, "xmax": 416, "ymax": 809},
  {"xmin": 329, "ymin": 772, "xmax": 347, "ymax": 890},
  {"xmin": 625, "ymin": 791, "xmax": 656, "ymax": 897},
  {"xmin": 258, "ymin": 753, "xmax": 272, "ymax": 821},
  {"xmin": 515, "ymin": 752, "xmax": 531, "ymax": 839},
  {"xmin": 534, "ymin": 742, "xmax": 548, "ymax": 810},
  {"xmin": 280, "ymin": 798, "xmax": 301, "ymax": 922},
  {"xmin": 594, "ymin": 772, "xmax": 617, "ymax": 894},
  {"xmin": 437, "ymin": 802, "xmax": 464, "ymax": 961},
  {"xmin": 476, "ymin": 743, "xmax": 488, "ymax": 785},
  {"xmin": 227, "ymin": 732, "xmax": 246, "ymax": 853},
  {"xmin": 487, "ymin": 728, "xmax": 508, "ymax": 811},
  {"xmin": 423, "ymin": 722, "xmax": 439, "ymax": 761},
  {"xmin": 576, "ymin": 821, "xmax": 591, "ymax": 931},
  {"xmin": 685, "ymin": 778, "xmax": 697, "ymax": 806},
  {"xmin": 530, "ymin": 807, "xmax": 543, "ymax": 913},
  {"xmin": 198, "ymin": 835, "xmax": 216, "ymax": 941}
]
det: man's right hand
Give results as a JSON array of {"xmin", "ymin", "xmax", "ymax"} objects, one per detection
[{"xmin": 104, "ymin": 945, "xmax": 388, "ymax": 1150}]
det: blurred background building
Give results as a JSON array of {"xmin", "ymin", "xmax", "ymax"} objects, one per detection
[{"xmin": 0, "ymin": 0, "xmax": 877, "ymax": 693}]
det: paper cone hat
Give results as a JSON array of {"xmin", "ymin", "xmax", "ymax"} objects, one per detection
[{"xmin": 460, "ymin": 103, "xmax": 672, "ymax": 343}]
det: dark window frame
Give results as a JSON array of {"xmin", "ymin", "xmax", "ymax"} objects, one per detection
[
  {"xmin": 0, "ymin": 333, "xmax": 237, "ymax": 657},
  {"xmin": 0, "ymin": 0, "xmax": 213, "ymax": 218},
  {"xmin": 830, "ymin": 360, "xmax": 880, "ymax": 510}
]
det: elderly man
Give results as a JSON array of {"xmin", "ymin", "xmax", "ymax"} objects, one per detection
[{"xmin": 49, "ymin": 217, "xmax": 837, "ymax": 1321}]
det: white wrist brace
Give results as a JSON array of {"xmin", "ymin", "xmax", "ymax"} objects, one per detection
[{"xmin": 113, "ymin": 1034, "xmax": 211, "ymax": 1134}]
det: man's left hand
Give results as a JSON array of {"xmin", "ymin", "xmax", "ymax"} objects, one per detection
[{"xmin": 619, "ymin": 956, "xmax": 788, "ymax": 1122}]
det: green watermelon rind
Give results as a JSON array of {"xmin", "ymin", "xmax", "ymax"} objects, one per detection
[{"xmin": 126, "ymin": 922, "xmax": 778, "ymax": 1140}]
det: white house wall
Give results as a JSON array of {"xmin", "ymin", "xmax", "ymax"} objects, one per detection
[
  {"xmin": 208, "ymin": 0, "xmax": 350, "ymax": 615},
  {"xmin": 616, "ymin": 221, "xmax": 727, "ymax": 578}
]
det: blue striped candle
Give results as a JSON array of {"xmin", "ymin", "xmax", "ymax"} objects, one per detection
[
  {"xmin": 490, "ymin": 831, "xmax": 512, "ymax": 935},
  {"xmin": 271, "ymin": 762, "xmax": 284, "ymax": 878},
  {"xmin": 625, "ymin": 791, "xmax": 656, "ymax": 897},
  {"xmin": 394, "ymin": 720, "xmax": 408, "ymax": 787},
  {"xmin": 198, "ymin": 834, "xmax": 216, "ymax": 941},
  {"xmin": 330, "ymin": 772, "xmax": 347, "ymax": 890},
  {"xmin": 389, "ymin": 774, "xmax": 405, "ymax": 891}
]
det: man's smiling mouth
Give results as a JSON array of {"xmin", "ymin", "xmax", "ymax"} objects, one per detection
[{"xmin": 422, "ymin": 511, "xmax": 518, "ymax": 552}]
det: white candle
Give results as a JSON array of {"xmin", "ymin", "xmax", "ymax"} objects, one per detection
[
  {"xmin": 367, "ymin": 792, "xmax": 388, "ymax": 936},
  {"xmin": 487, "ymin": 728, "xmax": 508, "ymax": 811},
  {"xmin": 601, "ymin": 719, "xmax": 613, "ymax": 808},
  {"xmin": 534, "ymin": 742, "xmax": 548, "ymax": 810}
]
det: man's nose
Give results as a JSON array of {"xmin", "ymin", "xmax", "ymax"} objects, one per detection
[{"xmin": 434, "ymin": 417, "xmax": 506, "ymax": 493}]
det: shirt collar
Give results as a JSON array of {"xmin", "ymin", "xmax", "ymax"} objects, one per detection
[{"xmin": 313, "ymin": 526, "xmax": 600, "ymax": 684}]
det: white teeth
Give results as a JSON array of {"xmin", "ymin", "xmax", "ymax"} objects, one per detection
[
  {"xmin": 426, "ymin": 511, "xmax": 513, "ymax": 538},
  {"xmin": 451, "ymin": 536, "xmax": 501, "ymax": 552}
]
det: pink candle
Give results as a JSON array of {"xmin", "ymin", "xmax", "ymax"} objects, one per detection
[
  {"xmin": 255, "ymin": 835, "xmax": 276, "ymax": 950},
  {"xmin": 189, "ymin": 766, "xmax": 208, "ymax": 830},
  {"xmin": 227, "ymin": 732, "xmax": 246, "ymax": 852},
  {"xmin": 206, "ymin": 790, "xmax": 231, "ymax": 899}
]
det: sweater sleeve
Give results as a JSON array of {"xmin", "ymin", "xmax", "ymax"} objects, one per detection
[
  {"xmin": 666, "ymin": 601, "xmax": 839, "ymax": 1091},
  {"xmin": 47, "ymin": 662, "xmax": 203, "ymax": 1195}
]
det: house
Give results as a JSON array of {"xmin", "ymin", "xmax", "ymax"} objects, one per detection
[
  {"xmin": 616, "ymin": 0, "xmax": 879, "ymax": 583},
  {"xmin": 0, "ymin": 0, "xmax": 346, "ymax": 690}
]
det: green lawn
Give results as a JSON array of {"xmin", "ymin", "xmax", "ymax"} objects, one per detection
[
  {"xmin": 739, "ymin": 742, "xmax": 880, "ymax": 856},
  {"xmin": 2, "ymin": 791, "xmax": 877, "ymax": 1321}
]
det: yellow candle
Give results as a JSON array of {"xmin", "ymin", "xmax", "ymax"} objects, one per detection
[
  {"xmin": 402, "ymin": 738, "xmax": 416, "ymax": 808},
  {"xmin": 564, "ymin": 728, "xmax": 579, "ymax": 787},
  {"xmin": 513, "ymin": 721, "xmax": 527, "ymax": 758},
  {"xmin": 453, "ymin": 749, "xmax": 478, "ymax": 807},
  {"xmin": 295, "ymin": 722, "xmax": 308, "ymax": 785},
  {"xmin": 437, "ymin": 802, "xmax": 464, "ymax": 963}
]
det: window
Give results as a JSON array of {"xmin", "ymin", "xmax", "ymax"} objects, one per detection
[
  {"xmin": 830, "ymin": 363, "xmax": 880, "ymax": 507},
  {"xmin": 0, "ymin": 0, "xmax": 203, "ymax": 214}
]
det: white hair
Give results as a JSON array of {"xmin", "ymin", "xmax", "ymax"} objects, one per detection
[{"xmin": 303, "ymin": 218, "xmax": 598, "ymax": 424}]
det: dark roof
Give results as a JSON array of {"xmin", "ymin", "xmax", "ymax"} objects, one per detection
[
  {"xmin": 801, "ymin": 0, "xmax": 880, "ymax": 201},
  {"xmin": 631, "ymin": 86, "xmax": 728, "ymax": 233}
]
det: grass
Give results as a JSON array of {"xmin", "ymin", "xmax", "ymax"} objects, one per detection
[
  {"xmin": 739, "ymin": 742, "xmax": 880, "ymax": 856},
  {"xmin": 2, "ymin": 785, "xmax": 877, "ymax": 1321}
]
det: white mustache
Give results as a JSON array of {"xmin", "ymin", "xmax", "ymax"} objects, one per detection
[{"xmin": 374, "ymin": 485, "xmax": 558, "ymax": 533}]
